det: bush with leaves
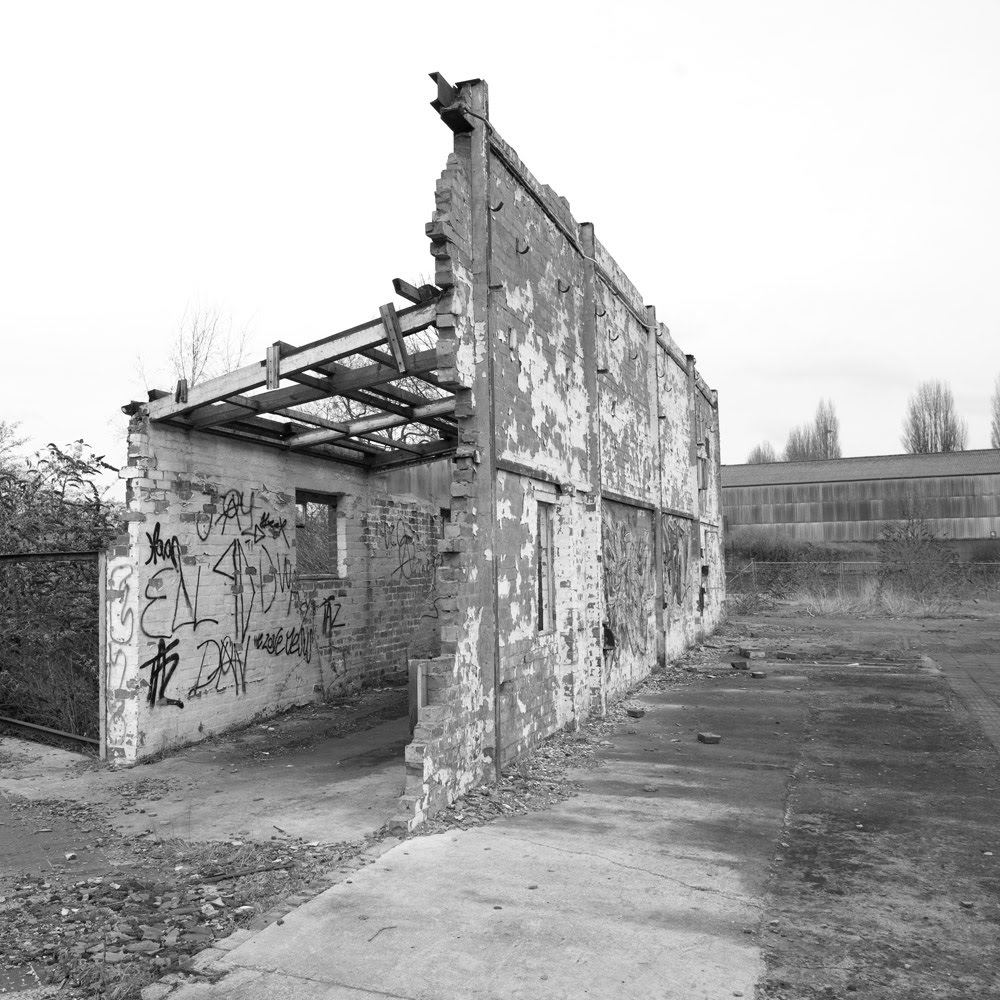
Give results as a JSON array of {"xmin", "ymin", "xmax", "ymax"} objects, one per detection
[
  {"xmin": 0, "ymin": 440, "xmax": 123, "ymax": 554},
  {"xmin": 0, "ymin": 441, "xmax": 123, "ymax": 738}
]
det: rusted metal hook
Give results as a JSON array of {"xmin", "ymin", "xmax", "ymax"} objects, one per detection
[
  {"xmin": 558, "ymin": 279, "xmax": 571, "ymax": 294},
  {"xmin": 515, "ymin": 238, "xmax": 530, "ymax": 255},
  {"xmin": 609, "ymin": 331, "xmax": 620, "ymax": 342},
  {"xmin": 489, "ymin": 199, "xmax": 504, "ymax": 213},
  {"xmin": 595, "ymin": 304, "xmax": 607, "ymax": 318}
]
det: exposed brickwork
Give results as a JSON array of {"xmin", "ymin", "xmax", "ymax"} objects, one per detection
[
  {"xmin": 395, "ymin": 79, "xmax": 725, "ymax": 829},
  {"xmin": 106, "ymin": 417, "xmax": 439, "ymax": 764}
]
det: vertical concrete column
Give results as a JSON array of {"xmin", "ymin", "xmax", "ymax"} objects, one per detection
[
  {"xmin": 686, "ymin": 354, "xmax": 703, "ymax": 619},
  {"xmin": 460, "ymin": 77, "xmax": 503, "ymax": 778},
  {"xmin": 579, "ymin": 222, "xmax": 603, "ymax": 717},
  {"xmin": 646, "ymin": 306, "xmax": 665, "ymax": 667}
]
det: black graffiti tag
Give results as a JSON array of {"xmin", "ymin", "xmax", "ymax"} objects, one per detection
[
  {"xmin": 257, "ymin": 511, "xmax": 289, "ymax": 545},
  {"xmin": 196, "ymin": 489, "xmax": 256, "ymax": 542},
  {"xmin": 145, "ymin": 522, "xmax": 180, "ymax": 568},
  {"xmin": 321, "ymin": 597, "xmax": 346, "ymax": 635},
  {"xmin": 189, "ymin": 635, "xmax": 250, "ymax": 698},
  {"xmin": 139, "ymin": 638, "xmax": 184, "ymax": 709}
]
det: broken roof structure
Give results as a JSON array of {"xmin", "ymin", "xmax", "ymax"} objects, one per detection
[
  {"xmin": 134, "ymin": 290, "xmax": 456, "ymax": 472},
  {"xmin": 108, "ymin": 74, "xmax": 725, "ymax": 829}
]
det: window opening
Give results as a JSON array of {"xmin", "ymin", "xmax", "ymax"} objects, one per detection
[
  {"xmin": 295, "ymin": 490, "xmax": 339, "ymax": 576},
  {"xmin": 536, "ymin": 501, "xmax": 555, "ymax": 632}
]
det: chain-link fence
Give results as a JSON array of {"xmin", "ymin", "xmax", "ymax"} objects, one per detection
[
  {"xmin": 0, "ymin": 551, "xmax": 101, "ymax": 744},
  {"xmin": 726, "ymin": 559, "xmax": 1000, "ymax": 597}
]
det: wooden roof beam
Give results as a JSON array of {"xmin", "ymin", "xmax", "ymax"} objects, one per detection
[
  {"xmin": 148, "ymin": 297, "xmax": 438, "ymax": 422},
  {"xmin": 336, "ymin": 391, "xmax": 457, "ymax": 437},
  {"xmin": 367, "ymin": 438, "xmax": 456, "ymax": 469},
  {"xmin": 184, "ymin": 349, "xmax": 440, "ymax": 429},
  {"xmin": 274, "ymin": 407, "xmax": 427, "ymax": 454},
  {"xmin": 360, "ymin": 346, "xmax": 445, "ymax": 389},
  {"xmin": 288, "ymin": 398, "xmax": 457, "ymax": 450}
]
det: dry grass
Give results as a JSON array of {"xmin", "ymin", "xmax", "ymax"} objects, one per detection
[{"xmin": 786, "ymin": 580, "xmax": 956, "ymax": 617}]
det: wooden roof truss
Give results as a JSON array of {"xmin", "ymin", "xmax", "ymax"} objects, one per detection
[{"xmin": 144, "ymin": 285, "xmax": 457, "ymax": 471}]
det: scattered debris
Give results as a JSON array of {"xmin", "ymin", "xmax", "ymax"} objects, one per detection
[
  {"xmin": 626, "ymin": 707, "xmax": 646, "ymax": 719},
  {"xmin": 731, "ymin": 660, "xmax": 749, "ymax": 670},
  {"xmin": 751, "ymin": 671, "xmax": 767, "ymax": 679},
  {"xmin": 698, "ymin": 732, "xmax": 722, "ymax": 744}
]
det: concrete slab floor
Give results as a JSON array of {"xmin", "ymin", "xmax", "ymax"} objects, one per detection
[
  {"xmin": 166, "ymin": 685, "xmax": 812, "ymax": 1000},
  {"xmin": 162, "ymin": 613, "xmax": 1000, "ymax": 1000},
  {"xmin": 0, "ymin": 694, "xmax": 409, "ymax": 845}
]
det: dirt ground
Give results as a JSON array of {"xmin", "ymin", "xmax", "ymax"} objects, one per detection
[
  {"xmin": 723, "ymin": 604, "xmax": 1000, "ymax": 1000},
  {"xmin": 2, "ymin": 602, "xmax": 999, "ymax": 999}
]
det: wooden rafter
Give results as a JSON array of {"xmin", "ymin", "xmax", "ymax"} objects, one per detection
[
  {"xmin": 148, "ymin": 297, "xmax": 438, "ymax": 422},
  {"xmin": 187, "ymin": 349, "xmax": 441, "ymax": 429},
  {"xmin": 142, "ymin": 290, "xmax": 461, "ymax": 471},
  {"xmin": 273, "ymin": 407, "xmax": 429, "ymax": 455},
  {"xmin": 368, "ymin": 438, "xmax": 456, "ymax": 470},
  {"xmin": 288, "ymin": 398, "xmax": 457, "ymax": 450}
]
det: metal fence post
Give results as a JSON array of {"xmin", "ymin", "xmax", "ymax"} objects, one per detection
[{"xmin": 98, "ymin": 551, "xmax": 107, "ymax": 762}]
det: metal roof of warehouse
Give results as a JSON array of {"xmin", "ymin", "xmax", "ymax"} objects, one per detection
[{"xmin": 722, "ymin": 449, "xmax": 1000, "ymax": 488}]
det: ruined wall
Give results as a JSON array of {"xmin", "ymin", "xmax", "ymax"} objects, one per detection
[
  {"xmin": 395, "ymin": 133, "xmax": 494, "ymax": 827},
  {"xmin": 106, "ymin": 416, "xmax": 439, "ymax": 763},
  {"xmin": 397, "ymin": 78, "xmax": 724, "ymax": 828}
]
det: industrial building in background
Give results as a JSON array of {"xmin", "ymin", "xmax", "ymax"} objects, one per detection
[
  {"xmin": 722, "ymin": 450, "xmax": 1000, "ymax": 559},
  {"xmin": 106, "ymin": 75, "xmax": 724, "ymax": 827}
]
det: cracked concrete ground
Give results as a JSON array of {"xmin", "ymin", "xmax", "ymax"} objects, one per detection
[
  {"xmin": 4, "ymin": 609, "xmax": 999, "ymax": 999},
  {"xmin": 161, "ymin": 609, "xmax": 1000, "ymax": 1000}
]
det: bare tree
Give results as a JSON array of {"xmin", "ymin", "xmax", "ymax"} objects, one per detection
[
  {"xmin": 746, "ymin": 441, "xmax": 777, "ymax": 464},
  {"xmin": 783, "ymin": 425, "xmax": 816, "ymax": 462},
  {"xmin": 0, "ymin": 420, "xmax": 27, "ymax": 470},
  {"xmin": 169, "ymin": 304, "xmax": 249, "ymax": 386},
  {"xmin": 901, "ymin": 380, "xmax": 968, "ymax": 453},
  {"xmin": 136, "ymin": 304, "xmax": 250, "ymax": 392},
  {"xmin": 813, "ymin": 398, "xmax": 841, "ymax": 458},
  {"xmin": 782, "ymin": 399, "xmax": 842, "ymax": 461},
  {"xmin": 991, "ymin": 374, "xmax": 1000, "ymax": 449}
]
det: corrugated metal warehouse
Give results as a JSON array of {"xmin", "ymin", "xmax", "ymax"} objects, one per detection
[{"xmin": 721, "ymin": 450, "xmax": 1000, "ymax": 551}]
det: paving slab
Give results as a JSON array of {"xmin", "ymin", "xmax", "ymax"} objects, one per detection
[
  {"xmin": 166, "ymin": 684, "xmax": 811, "ymax": 1000},
  {"xmin": 0, "ymin": 711, "xmax": 408, "ymax": 845}
]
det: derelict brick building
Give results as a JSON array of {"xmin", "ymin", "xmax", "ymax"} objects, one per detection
[{"xmin": 105, "ymin": 75, "xmax": 724, "ymax": 827}]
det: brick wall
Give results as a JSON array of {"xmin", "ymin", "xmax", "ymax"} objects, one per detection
[
  {"xmin": 395, "ymin": 78, "xmax": 725, "ymax": 829},
  {"xmin": 105, "ymin": 416, "xmax": 439, "ymax": 764}
]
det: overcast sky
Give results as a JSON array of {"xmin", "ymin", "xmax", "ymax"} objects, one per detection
[{"xmin": 2, "ymin": 0, "xmax": 998, "ymax": 490}]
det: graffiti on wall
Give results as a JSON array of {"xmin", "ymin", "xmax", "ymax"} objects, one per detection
[
  {"xmin": 106, "ymin": 557, "xmax": 135, "ymax": 745},
  {"xmin": 368, "ymin": 509, "xmax": 433, "ymax": 580},
  {"xmin": 601, "ymin": 504, "xmax": 654, "ymax": 660},
  {"xmin": 663, "ymin": 515, "xmax": 691, "ymax": 616},
  {"xmin": 136, "ymin": 484, "xmax": 315, "ymax": 709}
]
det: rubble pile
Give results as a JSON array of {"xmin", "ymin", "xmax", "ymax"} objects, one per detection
[{"xmin": 0, "ymin": 801, "xmax": 358, "ymax": 998}]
